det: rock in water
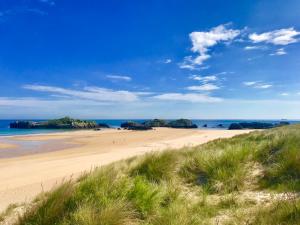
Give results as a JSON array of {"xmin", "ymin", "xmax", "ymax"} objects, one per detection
[
  {"xmin": 120, "ymin": 121, "xmax": 152, "ymax": 130},
  {"xmin": 228, "ymin": 122, "xmax": 275, "ymax": 130},
  {"xmin": 228, "ymin": 123, "xmax": 243, "ymax": 130},
  {"xmin": 10, "ymin": 117, "xmax": 98, "ymax": 129},
  {"xmin": 143, "ymin": 119, "xmax": 168, "ymax": 127},
  {"xmin": 167, "ymin": 119, "xmax": 198, "ymax": 128}
]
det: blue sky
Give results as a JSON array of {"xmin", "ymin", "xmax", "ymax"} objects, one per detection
[{"xmin": 0, "ymin": 0, "xmax": 300, "ymax": 119}]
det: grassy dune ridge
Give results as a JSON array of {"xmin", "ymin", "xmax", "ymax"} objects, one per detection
[{"xmin": 8, "ymin": 125, "xmax": 300, "ymax": 224}]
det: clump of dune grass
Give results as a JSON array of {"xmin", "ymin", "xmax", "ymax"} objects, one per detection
[
  {"xmin": 0, "ymin": 203, "xmax": 19, "ymax": 222},
  {"xmin": 250, "ymin": 198, "xmax": 300, "ymax": 225},
  {"xmin": 130, "ymin": 151, "xmax": 179, "ymax": 183},
  {"xmin": 62, "ymin": 201, "xmax": 138, "ymax": 225},
  {"xmin": 11, "ymin": 124, "xmax": 300, "ymax": 225},
  {"xmin": 180, "ymin": 143, "xmax": 251, "ymax": 193},
  {"xmin": 17, "ymin": 182, "xmax": 74, "ymax": 225},
  {"xmin": 254, "ymin": 126, "xmax": 300, "ymax": 191}
]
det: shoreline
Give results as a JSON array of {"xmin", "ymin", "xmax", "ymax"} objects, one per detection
[
  {"xmin": 0, "ymin": 126, "xmax": 228, "ymax": 138},
  {"xmin": 0, "ymin": 128, "xmax": 82, "ymax": 138},
  {"xmin": 0, "ymin": 128, "xmax": 253, "ymax": 212}
]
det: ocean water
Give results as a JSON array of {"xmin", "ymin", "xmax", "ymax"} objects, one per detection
[{"xmin": 0, "ymin": 119, "xmax": 299, "ymax": 136}]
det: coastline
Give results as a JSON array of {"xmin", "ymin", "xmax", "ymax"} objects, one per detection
[{"xmin": 0, "ymin": 128, "xmax": 253, "ymax": 212}]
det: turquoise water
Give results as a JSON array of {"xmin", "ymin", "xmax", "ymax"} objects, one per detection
[{"xmin": 0, "ymin": 119, "xmax": 299, "ymax": 136}]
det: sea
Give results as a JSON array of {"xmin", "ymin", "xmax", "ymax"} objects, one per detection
[{"xmin": 0, "ymin": 119, "xmax": 299, "ymax": 136}]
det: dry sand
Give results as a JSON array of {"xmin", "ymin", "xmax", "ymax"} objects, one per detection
[
  {"xmin": 0, "ymin": 143, "xmax": 16, "ymax": 149},
  {"xmin": 0, "ymin": 128, "xmax": 252, "ymax": 212}
]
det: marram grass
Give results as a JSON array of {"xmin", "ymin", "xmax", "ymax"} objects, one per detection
[{"xmin": 10, "ymin": 125, "xmax": 300, "ymax": 225}]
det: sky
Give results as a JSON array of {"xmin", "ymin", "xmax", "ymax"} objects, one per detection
[{"xmin": 0, "ymin": 0, "xmax": 300, "ymax": 119}]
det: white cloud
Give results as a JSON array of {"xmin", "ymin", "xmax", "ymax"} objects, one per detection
[
  {"xmin": 152, "ymin": 93, "xmax": 222, "ymax": 103},
  {"xmin": 39, "ymin": 0, "xmax": 55, "ymax": 5},
  {"xmin": 255, "ymin": 84, "xmax": 272, "ymax": 89},
  {"xmin": 270, "ymin": 48, "xmax": 287, "ymax": 56},
  {"xmin": 280, "ymin": 92, "xmax": 289, "ymax": 96},
  {"xmin": 23, "ymin": 84, "xmax": 143, "ymax": 102},
  {"xmin": 249, "ymin": 28, "xmax": 300, "ymax": 45},
  {"xmin": 0, "ymin": 8, "xmax": 47, "ymax": 20},
  {"xmin": 243, "ymin": 81, "xmax": 272, "ymax": 89},
  {"xmin": 0, "ymin": 97, "xmax": 47, "ymax": 107},
  {"xmin": 244, "ymin": 45, "xmax": 266, "ymax": 50},
  {"xmin": 189, "ymin": 75, "xmax": 217, "ymax": 82},
  {"xmin": 164, "ymin": 59, "xmax": 172, "ymax": 64},
  {"xmin": 186, "ymin": 84, "xmax": 220, "ymax": 91},
  {"xmin": 190, "ymin": 24, "xmax": 240, "ymax": 56},
  {"xmin": 243, "ymin": 81, "xmax": 258, "ymax": 86},
  {"xmin": 0, "ymin": 97, "xmax": 111, "ymax": 107},
  {"xmin": 180, "ymin": 24, "xmax": 240, "ymax": 70},
  {"xmin": 106, "ymin": 75, "xmax": 132, "ymax": 81},
  {"xmin": 179, "ymin": 56, "xmax": 206, "ymax": 70}
]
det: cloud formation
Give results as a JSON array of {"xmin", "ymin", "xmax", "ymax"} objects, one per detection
[
  {"xmin": 152, "ymin": 93, "xmax": 222, "ymax": 103},
  {"xmin": 0, "ymin": 97, "xmax": 111, "ymax": 107},
  {"xmin": 244, "ymin": 45, "xmax": 266, "ymax": 50},
  {"xmin": 39, "ymin": 0, "xmax": 55, "ymax": 6},
  {"xmin": 186, "ymin": 84, "xmax": 220, "ymax": 91},
  {"xmin": 164, "ymin": 59, "xmax": 172, "ymax": 64},
  {"xmin": 270, "ymin": 48, "xmax": 287, "ymax": 56},
  {"xmin": 106, "ymin": 75, "xmax": 132, "ymax": 81},
  {"xmin": 243, "ymin": 81, "xmax": 257, "ymax": 86},
  {"xmin": 23, "ymin": 85, "xmax": 143, "ymax": 102},
  {"xmin": 180, "ymin": 24, "xmax": 240, "ymax": 70},
  {"xmin": 249, "ymin": 28, "xmax": 300, "ymax": 45},
  {"xmin": 189, "ymin": 75, "xmax": 217, "ymax": 82},
  {"xmin": 243, "ymin": 81, "xmax": 272, "ymax": 89},
  {"xmin": 280, "ymin": 92, "xmax": 289, "ymax": 96}
]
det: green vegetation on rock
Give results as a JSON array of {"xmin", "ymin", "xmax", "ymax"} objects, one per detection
[
  {"xmin": 143, "ymin": 119, "xmax": 168, "ymax": 127},
  {"xmin": 10, "ymin": 117, "xmax": 98, "ymax": 129},
  {"xmin": 167, "ymin": 118, "xmax": 197, "ymax": 128}
]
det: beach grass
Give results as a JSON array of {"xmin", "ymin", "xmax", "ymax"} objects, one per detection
[{"xmin": 12, "ymin": 125, "xmax": 300, "ymax": 225}]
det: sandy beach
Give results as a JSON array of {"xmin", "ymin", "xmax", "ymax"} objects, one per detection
[
  {"xmin": 0, "ymin": 143, "xmax": 16, "ymax": 150},
  {"xmin": 0, "ymin": 128, "xmax": 252, "ymax": 212}
]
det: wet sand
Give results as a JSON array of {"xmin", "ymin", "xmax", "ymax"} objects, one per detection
[{"xmin": 0, "ymin": 128, "xmax": 252, "ymax": 212}]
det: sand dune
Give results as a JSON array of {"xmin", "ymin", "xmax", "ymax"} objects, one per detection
[{"xmin": 0, "ymin": 128, "xmax": 251, "ymax": 212}]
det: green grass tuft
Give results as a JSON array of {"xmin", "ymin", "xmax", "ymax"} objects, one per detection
[
  {"xmin": 250, "ymin": 198, "xmax": 300, "ymax": 225},
  {"xmin": 130, "ymin": 151, "xmax": 178, "ymax": 183}
]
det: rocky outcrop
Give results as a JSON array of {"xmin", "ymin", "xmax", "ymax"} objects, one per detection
[
  {"xmin": 10, "ymin": 121, "xmax": 36, "ymax": 129},
  {"xmin": 120, "ymin": 121, "xmax": 152, "ymax": 130},
  {"xmin": 10, "ymin": 117, "xmax": 98, "ymax": 129},
  {"xmin": 120, "ymin": 119, "xmax": 197, "ymax": 130},
  {"xmin": 228, "ymin": 122, "xmax": 275, "ymax": 130},
  {"xmin": 167, "ymin": 119, "xmax": 198, "ymax": 129},
  {"xmin": 143, "ymin": 119, "xmax": 168, "ymax": 127},
  {"xmin": 276, "ymin": 121, "xmax": 290, "ymax": 126},
  {"xmin": 139, "ymin": 119, "xmax": 198, "ymax": 129}
]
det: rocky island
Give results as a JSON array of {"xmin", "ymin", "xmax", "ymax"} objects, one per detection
[
  {"xmin": 10, "ymin": 117, "xmax": 98, "ymax": 129},
  {"xmin": 228, "ymin": 121, "xmax": 290, "ymax": 130},
  {"xmin": 121, "ymin": 118, "xmax": 198, "ymax": 130}
]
